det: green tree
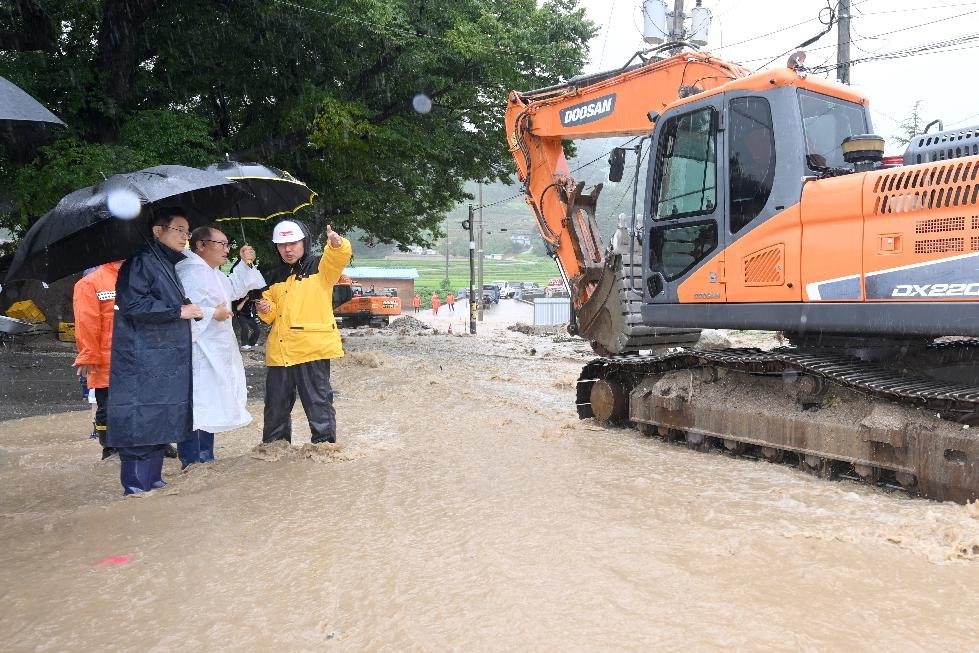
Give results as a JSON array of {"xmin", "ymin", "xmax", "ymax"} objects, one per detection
[
  {"xmin": 892, "ymin": 100, "xmax": 926, "ymax": 147},
  {"xmin": 0, "ymin": 0, "xmax": 595, "ymax": 259}
]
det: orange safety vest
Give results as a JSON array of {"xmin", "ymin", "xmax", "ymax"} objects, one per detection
[{"xmin": 72, "ymin": 262, "xmax": 122, "ymax": 388}]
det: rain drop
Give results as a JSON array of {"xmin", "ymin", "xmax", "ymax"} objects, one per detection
[
  {"xmin": 412, "ymin": 93, "xmax": 433, "ymax": 114},
  {"xmin": 106, "ymin": 190, "xmax": 142, "ymax": 220}
]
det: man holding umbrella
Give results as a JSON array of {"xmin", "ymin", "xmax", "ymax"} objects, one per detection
[
  {"xmin": 256, "ymin": 220, "xmax": 351, "ymax": 445},
  {"xmin": 107, "ymin": 207, "xmax": 203, "ymax": 494}
]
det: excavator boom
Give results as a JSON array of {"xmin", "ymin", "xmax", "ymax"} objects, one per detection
[{"xmin": 505, "ymin": 51, "xmax": 752, "ymax": 353}]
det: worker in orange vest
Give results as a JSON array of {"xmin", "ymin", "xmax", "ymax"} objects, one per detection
[
  {"xmin": 412, "ymin": 293, "xmax": 421, "ymax": 313},
  {"xmin": 446, "ymin": 291, "xmax": 455, "ymax": 312},
  {"xmin": 72, "ymin": 261, "xmax": 124, "ymax": 460},
  {"xmin": 431, "ymin": 291, "xmax": 441, "ymax": 316}
]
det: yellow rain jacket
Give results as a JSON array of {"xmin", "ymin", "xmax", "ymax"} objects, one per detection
[{"xmin": 260, "ymin": 238, "xmax": 352, "ymax": 367}]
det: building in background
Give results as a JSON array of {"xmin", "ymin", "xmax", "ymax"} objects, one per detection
[{"xmin": 342, "ymin": 267, "xmax": 419, "ymax": 299}]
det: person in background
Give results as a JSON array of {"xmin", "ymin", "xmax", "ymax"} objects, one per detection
[
  {"xmin": 256, "ymin": 220, "xmax": 352, "ymax": 445},
  {"xmin": 72, "ymin": 260, "xmax": 123, "ymax": 460},
  {"xmin": 233, "ymin": 288, "xmax": 263, "ymax": 350},
  {"xmin": 445, "ymin": 291, "xmax": 455, "ymax": 313},
  {"xmin": 431, "ymin": 291, "xmax": 441, "ymax": 316},
  {"xmin": 412, "ymin": 293, "xmax": 421, "ymax": 313},
  {"xmin": 175, "ymin": 226, "xmax": 266, "ymax": 469},
  {"xmin": 107, "ymin": 208, "xmax": 202, "ymax": 494}
]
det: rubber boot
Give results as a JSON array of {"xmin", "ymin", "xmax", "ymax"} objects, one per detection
[
  {"xmin": 97, "ymin": 428, "xmax": 116, "ymax": 460},
  {"xmin": 198, "ymin": 431, "xmax": 215, "ymax": 463},
  {"xmin": 177, "ymin": 435, "xmax": 201, "ymax": 470},
  {"xmin": 120, "ymin": 459, "xmax": 154, "ymax": 495},
  {"xmin": 148, "ymin": 449, "xmax": 166, "ymax": 489}
]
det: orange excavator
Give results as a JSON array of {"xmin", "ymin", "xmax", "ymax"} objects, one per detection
[
  {"xmin": 332, "ymin": 275, "xmax": 401, "ymax": 327},
  {"xmin": 506, "ymin": 48, "xmax": 979, "ymax": 502},
  {"xmin": 508, "ymin": 51, "xmax": 753, "ymax": 354}
]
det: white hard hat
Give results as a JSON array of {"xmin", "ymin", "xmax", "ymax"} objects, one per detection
[{"xmin": 272, "ymin": 220, "xmax": 304, "ymax": 244}]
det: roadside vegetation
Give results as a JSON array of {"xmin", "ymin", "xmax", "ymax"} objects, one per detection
[{"xmin": 354, "ymin": 255, "xmax": 561, "ymax": 309}]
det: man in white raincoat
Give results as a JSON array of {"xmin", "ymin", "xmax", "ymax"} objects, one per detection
[{"xmin": 175, "ymin": 225, "xmax": 266, "ymax": 468}]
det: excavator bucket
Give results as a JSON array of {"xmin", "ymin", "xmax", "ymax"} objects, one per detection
[
  {"xmin": 575, "ymin": 250, "xmax": 701, "ymax": 355},
  {"xmin": 563, "ymin": 186, "xmax": 701, "ymax": 355}
]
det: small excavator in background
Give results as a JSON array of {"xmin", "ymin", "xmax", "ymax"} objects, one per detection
[
  {"xmin": 332, "ymin": 275, "xmax": 401, "ymax": 328},
  {"xmin": 505, "ymin": 45, "xmax": 979, "ymax": 502}
]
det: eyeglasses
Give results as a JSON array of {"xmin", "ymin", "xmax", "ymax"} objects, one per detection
[
  {"xmin": 202, "ymin": 239, "xmax": 230, "ymax": 249},
  {"xmin": 164, "ymin": 225, "xmax": 191, "ymax": 237}
]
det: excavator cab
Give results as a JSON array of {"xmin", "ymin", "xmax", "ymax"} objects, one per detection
[{"xmin": 641, "ymin": 70, "xmax": 872, "ymax": 329}]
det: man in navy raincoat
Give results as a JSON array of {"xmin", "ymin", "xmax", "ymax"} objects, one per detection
[{"xmin": 107, "ymin": 207, "xmax": 204, "ymax": 494}]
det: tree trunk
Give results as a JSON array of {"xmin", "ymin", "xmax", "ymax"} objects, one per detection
[
  {"xmin": 0, "ymin": 0, "xmax": 56, "ymax": 52},
  {"xmin": 89, "ymin": 0, "xmax": 160, "ymax": 141}
]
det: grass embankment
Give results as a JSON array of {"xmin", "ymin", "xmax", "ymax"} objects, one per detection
[{"xmin": 351, "ymin": 256, "xmax": 561, "ymax": 308}]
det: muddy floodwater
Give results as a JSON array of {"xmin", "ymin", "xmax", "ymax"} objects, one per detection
[{"xmin": 3, "ymin": 301, "xmax": 979, "ymax": 651}]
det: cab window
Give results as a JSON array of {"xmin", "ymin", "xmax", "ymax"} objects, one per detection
[
  {"xmin": 652, "ymin": 107, "xmax": 717, "ymax": 220},
  {"xmin": 650, "ymin": 221, "xmax": 718, "ymax": 281},
  {"xmin": 799, "ymin": 89, "xmax": 869, "ymax": 170},
  {"xmin": 728, "ymin": 96, "xmax": 775, "ymax": 233}
]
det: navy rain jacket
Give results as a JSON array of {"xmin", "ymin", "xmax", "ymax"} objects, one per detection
[{"xmin": 107, "ymin": 239, "xmax": 193, "ymax": 447}]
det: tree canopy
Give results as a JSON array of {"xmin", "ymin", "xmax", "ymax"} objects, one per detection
[{"xmin": 0, "ymin": 0, "xmax": 595, "ymax": 256}]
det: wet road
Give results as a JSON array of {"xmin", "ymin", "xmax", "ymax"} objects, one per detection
[{"xmin": 3, "ymin": 317, "xmax": 979, "ymax": 651}]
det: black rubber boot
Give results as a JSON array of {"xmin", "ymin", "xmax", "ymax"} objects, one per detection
[
  {"xmin": 120, "ymin": 459, "xmax": 153, "ymax": 495},
  {"xmin": 148, "ymin": 450, "xmax": 166, "ymax": 489},
  {"xmin": 177, "ymin": 434, "xmax": 201, "ymax": 470},
  {"xmin": 97, "ymin": 427, "xmax": 116, "ymax": 460}
]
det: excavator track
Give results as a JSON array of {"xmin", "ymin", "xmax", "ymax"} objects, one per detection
[{"xmin": 576, "ymin": 344, "xmax": 979, "ymax": 503}]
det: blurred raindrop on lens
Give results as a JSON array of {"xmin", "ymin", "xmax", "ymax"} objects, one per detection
[
  {"xmin": 106, "ymin": 190, "xmax": 142, "ymax": 220},
  {"xmin": 412, "ymin": 93, "xmax": 433, "ymax": 114}
]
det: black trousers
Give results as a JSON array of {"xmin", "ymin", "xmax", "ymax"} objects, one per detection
[
  {"xmin": 263, "ymin": 359, "xmax": 336, "ymax": 444},
  {"xmin": 235, "ymin": 313, "xmax": 260, "ymax": 346},
  {"xmin": 94, "ymin": 386, "xmax": 115, "ymax": 457}
]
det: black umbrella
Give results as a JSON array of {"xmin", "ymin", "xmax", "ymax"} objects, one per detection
[
  {"xmin": 4, "ymin": 165, "xmax": 247, "ymax": 284},
  {"xmin": 204, "ymin": 160, "xmax": 317, "ymax": 240},
  {"xmin": 0, "ymin": 74, "xmax": 65, "ymax": 147}
]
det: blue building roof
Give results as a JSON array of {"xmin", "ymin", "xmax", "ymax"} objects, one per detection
[{"xmin": 343, "ymin": 266, "xmax": 419, "ymax": 280}]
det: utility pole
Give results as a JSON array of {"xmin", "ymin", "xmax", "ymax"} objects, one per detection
[
  {"xmin": 465, "ymin": 205, "xmax": 476, "ymax": 334},
  {"xmin": 477, "ymin": 184, "xmax": 484, "ymax": 321},
  {"xmin": 443, "ymin": 217, "xmax": 450, "ymax": 286},
  {"xmin": 836, "ymin": 0, "xmax": 851, "ymax": 85},
  {"xmin": 670, "ymin": 0, "xmax": 685, "ymax": 42}
]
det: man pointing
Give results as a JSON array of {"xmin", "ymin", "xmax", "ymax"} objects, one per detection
[{"xmin": 256, "ymin": 220, "xmax": 352, "ymax": 445}]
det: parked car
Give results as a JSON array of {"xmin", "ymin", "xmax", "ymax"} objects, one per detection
[
  {"xmin": 544, "ymin": 277, "xmax": 568, "ymax": 298},
  {"xmin": 511, "ymin": 281, "xmax": 542, "ymax": 300},
  {"xmin": 455, "ymin": 288, "xmax": 470, "ymax": 300},
  {"xmin": 482, "ymin": 284, "xmax": 501, "ymax": 304},
  {"xmin": 499, "ymin": 281, "xmax": 524, "ymax": 299}
]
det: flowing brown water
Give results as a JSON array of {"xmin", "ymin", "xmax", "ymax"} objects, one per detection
[{"xmin": 3, "ymin": 304, "xmax": 979, "ymax": 651}]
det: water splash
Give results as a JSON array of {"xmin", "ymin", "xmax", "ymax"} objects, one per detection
[
  {"xmin": 106, "ymin": 189, "xmax": 142, "ymax": 220},
  {"xmin": 412, "ymin": 93, "xmax": 433, "ymax": 114}
]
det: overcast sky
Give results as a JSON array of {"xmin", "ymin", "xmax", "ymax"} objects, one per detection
[{"xmin": 577, "ymin": 0, "xmax": 979, "ymax": 150}]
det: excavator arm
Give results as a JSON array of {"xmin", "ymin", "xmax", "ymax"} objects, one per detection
[{"xmin": 505, "ymin": 51, "xmax": 751, "ymax": 353}]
